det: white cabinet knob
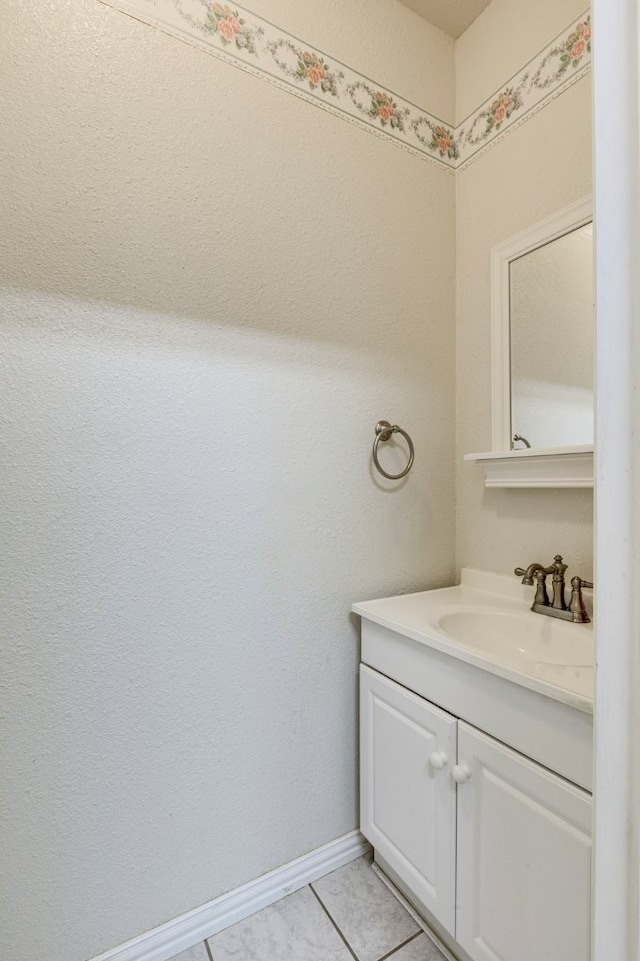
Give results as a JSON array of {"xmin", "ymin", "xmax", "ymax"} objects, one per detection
[
  {"xmin": 452, "ymin": 764, "xmax": 472, "ymax": 784},
  {"xmin": 429, "ymin": 751, "xmax": 449, "ymax": 770}
]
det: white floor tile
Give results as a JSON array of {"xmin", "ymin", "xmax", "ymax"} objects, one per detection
[
  {"xmin": 206, "ymin": 885, "xmax": 354, "ymax": 961},
  {"xmin": 387, "ymin": 933, "xmax": 447, "ymax": 961},
  {"xmin": 311, "ymin": 855, "xmax": 419, "ymax": 961},
  {"xmin": 168, "ymin": 944, "xmax": 210, "ymax": 961}
]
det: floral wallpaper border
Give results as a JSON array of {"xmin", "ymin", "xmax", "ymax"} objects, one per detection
[
  {"xmin": 97, "ymin": 0, "xmax": 591, "ymax": 172},
  {"xmin": 456, "ymin": 13, "xmax": 591, "ymax": 169}
]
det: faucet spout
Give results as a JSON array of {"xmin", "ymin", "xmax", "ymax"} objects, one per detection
[{"xmin": 514, "ymin": 562, "xmax": 549, "ymax": 585}]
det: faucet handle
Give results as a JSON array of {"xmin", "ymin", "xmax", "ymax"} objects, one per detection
[
  {"xmin": 533, "ymin": 570, "xmax": 550, "ymax": 607},
  {"xmin": 571, "ymin": 575, "xmax": 593, "ymax": 590},
  {"xmin": 569, "ymin": 576, "xmax": 593, "ymax": 623}
]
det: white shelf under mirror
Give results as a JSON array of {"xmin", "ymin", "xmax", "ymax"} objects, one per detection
[{"xmin": 464, "ymin": 445, "xmax": 594, "ymax": 488}]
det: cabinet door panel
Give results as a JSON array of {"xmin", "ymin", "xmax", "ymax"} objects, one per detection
[
  {"xmin": 360, "ymin": 665, "xmax": 457, "ymax": 931},
  {"xmin": 456, "ymin": 722, "xmax": 592, "ymax": 961}
]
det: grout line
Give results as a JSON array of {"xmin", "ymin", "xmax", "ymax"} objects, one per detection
[
  {"xmin": 204, "ymin": 938, "xmax": 215, "ymax": 961},
  {"xmin": 309, "ymin": 885, "xmax": 360, "ymax": 961},
  {"xmin": 376, "ymin": 930, "xmax": 422, "ymax": 961},
  {"xmin": 370, "ymin": 863, "xmax": 430, "ymax": 933},
  {"xmin": 370, "ymin": 863, "xmax": 455, "ymax": 961}
]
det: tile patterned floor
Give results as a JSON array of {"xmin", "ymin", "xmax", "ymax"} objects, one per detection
[{"xmin": 168, "ymin": 855, "xmax": 447, "ymax": 961}]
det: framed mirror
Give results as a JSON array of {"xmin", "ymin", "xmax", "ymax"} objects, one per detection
[{"xmin": 465, "ymin": 197, "xmax": 594, "ymax": 488}]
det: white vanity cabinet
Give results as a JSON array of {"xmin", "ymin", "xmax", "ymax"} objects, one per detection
[{"xmin": 360, "ymin": 664, "xmax": 592, "ymax": 961}]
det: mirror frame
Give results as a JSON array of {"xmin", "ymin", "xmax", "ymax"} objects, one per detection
[{"xmin": 465, "ymin": 196, "xmax": 594, "ymax": 489}]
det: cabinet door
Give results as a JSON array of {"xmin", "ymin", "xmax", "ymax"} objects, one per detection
[
  {"xmin": 455, "ymin": 721, "xmax": 592, "ymax": 961},
  {"xmin": 360, "ymin": 665, "xmax": 457, "ymax": 931}
]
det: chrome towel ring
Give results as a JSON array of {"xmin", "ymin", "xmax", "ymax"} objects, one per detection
[{"xmin": 372, "ymin": 420, "xmax": 415, "ymax": 480}]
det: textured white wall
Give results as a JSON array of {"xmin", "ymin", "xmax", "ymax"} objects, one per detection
[
  {"xmin": 0, "ymin": 2, "xmax": 456, "ymax": 960},
  {"xmin": 455, "ymin": 0, "xmax": 593, "ymax": 578}
]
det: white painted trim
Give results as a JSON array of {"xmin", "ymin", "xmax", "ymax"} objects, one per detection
[
  {"xmin": 592, "ymin": 0, "xmax": 640, "ymax": 959},
  {"xmin": 89, "ymin": 831, "xmax": 371, "ymax": 961},
  {"xmin": 489, "ymin": 196, "xmax": 592, "ymax": 452},
  {"xmin": 464, "ymin": 445, "xmax": 593, "ymax": 488}
]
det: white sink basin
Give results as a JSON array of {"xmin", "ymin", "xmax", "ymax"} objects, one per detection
[
  {"xmin": 353, "ymin": 569, "xmax": 594, "ymax": 707},
  {"xmin": 436, "ymin": 609, "xmax": 592, "ymax": 666}
]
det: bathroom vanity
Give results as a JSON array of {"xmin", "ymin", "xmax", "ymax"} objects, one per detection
[{"xmin": 353, "ymin": 570, "xmax": 593, "ymax": 961}]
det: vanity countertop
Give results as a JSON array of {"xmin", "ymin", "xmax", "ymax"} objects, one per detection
[{"xmin": 353, "ymin": 568, "xmax": 594, "ymax": 715}]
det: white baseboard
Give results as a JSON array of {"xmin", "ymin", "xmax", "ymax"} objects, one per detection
[{"xmin": 91, "ymin": 830, "xmax": 371, "ymax": 961}]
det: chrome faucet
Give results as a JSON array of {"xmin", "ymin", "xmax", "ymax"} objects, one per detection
[{"xmin": 514, "ymin": 555, "xmax": 593, "ymax": 623}]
